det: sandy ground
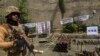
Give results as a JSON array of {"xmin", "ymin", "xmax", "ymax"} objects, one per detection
[{"xmin": 1, "ymin": 34, "xmax": 100, "ymax": 56}]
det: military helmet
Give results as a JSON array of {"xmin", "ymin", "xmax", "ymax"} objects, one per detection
[{"xmin": 5, "ymin": 6, "xmax": 20, "ymax": 17}]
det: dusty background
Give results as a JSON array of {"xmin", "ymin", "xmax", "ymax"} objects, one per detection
[
  {"xmin": 1, "ymin": 0, "xmax": 100, "ymax": 56},
  {"xmin": 0, "ymin": 0, "xmax": 100, "ymax": 30}
]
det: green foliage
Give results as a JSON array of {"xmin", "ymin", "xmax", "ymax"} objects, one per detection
[
  {"xmin": 58, "ymin": 0, "xmax": 65, "ymax": 18},
  {"xmin": 0, "ymin": 14, "xmax": 5, "ymax": 24},
  {"xmin": 63, "ymin": 23, "xmax": 78, "ymax": 33},
  {"xmin": 58, "ymin": 0, "xmax": 65, "ymax": 14},
  {"xmin": 77, "ymin": 24, "xmax": 86, "ymax": 32},
  {"xmin": 17, "ymin": 0, "xmax": 30, "ymax": 23},
  {"xmin": 62, "ymin": 23, "xmax": 87, "ymax": 33},
  {"xmin": 29, "ymin": 27, "xmax": 36, "ymax": 34}
]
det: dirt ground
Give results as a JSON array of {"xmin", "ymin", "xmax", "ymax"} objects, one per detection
[
  {"xmin": 27, "ymin": 36, "xmax": 70, "ymax": 56},
  {"xmin": 0, "ymin": 37, "xmax": 68, "ymax": 56},
  {"xmin": 1, "ymin": 33, "xmax": 100, "ymax": 56}
]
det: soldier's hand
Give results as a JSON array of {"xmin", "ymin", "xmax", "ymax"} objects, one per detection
[{"xmin": 14, "ymin": 39, "xmax": 25, "ymax": 47}]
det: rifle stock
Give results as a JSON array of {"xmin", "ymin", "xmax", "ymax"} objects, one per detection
[{"xmin": 22, "ymin": 37, "xmax": 35, "ymax": 56}]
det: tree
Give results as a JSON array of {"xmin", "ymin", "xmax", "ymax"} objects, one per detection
[
  {"xmin": 0, "ymin": 14, "xmax": 5, "ymax": 24},
  {"xmin": 17, "ymin": 0, "xmax": 30, "ymax": 23},
  {"xmin": 63, "ymin": 23, "xmax": 78, "ymax": 33},
  {"xmin": 58, "ymin": 0, "xmax": 65, "ymax": 18}
]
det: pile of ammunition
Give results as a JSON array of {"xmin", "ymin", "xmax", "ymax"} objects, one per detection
[
  {"xmin": 53, "ymin": 34, "xmax": 71, "ymax": 52},
  {"xmin": 76, "ymin": 51, "xmax": 95, "ymax": 56}
]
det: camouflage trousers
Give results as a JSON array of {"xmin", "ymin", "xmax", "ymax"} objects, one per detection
[
  {"xmin": 7, "ymin": 50, "xmax": 27, "ymax": 56},
  {"xmin": 7, "ymin": 46, "xmax": 27, "ymax": 56}
]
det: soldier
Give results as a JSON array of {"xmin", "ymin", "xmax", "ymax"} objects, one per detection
[
  {"xmin": 0, "ymin": 6, "xmax": 30, "ymax": 56},
  {"xmin": 0, "ymin": 6, "xmax": 44, "ymax": 56}
]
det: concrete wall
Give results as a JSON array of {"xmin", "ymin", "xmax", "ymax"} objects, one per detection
[
  {"xmin": 0, "ymin": 0, "xmax": 100, "ymax": 29},
  {"xmin": 27, "ymin": 0, "xmax": 100, "ymax": 29}
]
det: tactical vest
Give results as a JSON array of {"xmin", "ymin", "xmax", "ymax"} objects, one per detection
[
  {"xmin": 2, "ymin": 24, "xmax": 25, "ymax": 41},
  {"xmin": 2, "ymin": 24, "xmax": 28, "ymax": 56},
  {"xmin": 0, "ymin": 24, "xmax": 27, "ymax": 56}
]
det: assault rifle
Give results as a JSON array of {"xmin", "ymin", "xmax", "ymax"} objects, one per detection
[
  {"xmin": 12, "ymin": 29, "xmax": 36, "ymax": 56},
  {"xmin": 22, "ymin": 37, "xmax": 35, "ymax": 56}
]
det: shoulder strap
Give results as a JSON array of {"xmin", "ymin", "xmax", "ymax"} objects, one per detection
[
  {"xmin": 7, "ymin": 24, "xmax": 17, "ymax": 34},
  {"xmin": 6, "ymin": 24, "xmax": 19, "ymax": 41}
]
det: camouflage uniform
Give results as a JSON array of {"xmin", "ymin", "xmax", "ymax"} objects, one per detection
[
  {"xmin": 5, "ymin": 24, "xmax": 28, "ymax": 56},
  {"xmin": 0, "ymin": 6, "xmax": 29, "ymax": 56}
]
